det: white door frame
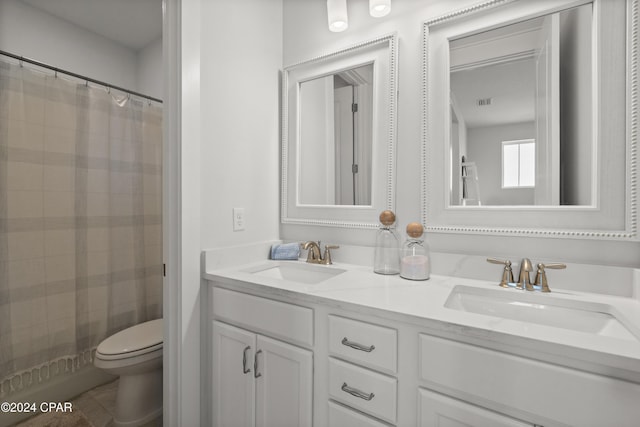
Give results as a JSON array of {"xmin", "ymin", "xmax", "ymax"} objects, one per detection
[{"xmin": 162, "ymin": 0, "xmax": 182, "ymax": 425}]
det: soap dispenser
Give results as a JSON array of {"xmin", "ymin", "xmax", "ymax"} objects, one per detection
[
  {"xmin": 373, "ymin": 210, "xmax": 401, "ymax": 275},
  {"xmin": 400, "ymin": 222, "xmax": 430, "ymax": 280}
]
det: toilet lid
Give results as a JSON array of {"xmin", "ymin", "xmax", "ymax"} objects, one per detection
[{"xmin": 97, "ymin": 318, "xmax": 163, "ymax": 356}]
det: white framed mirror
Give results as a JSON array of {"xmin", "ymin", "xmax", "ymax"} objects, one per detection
[
  {"xmin": 422, "ymin": 0, "xmax": 638, "ymax": 239},
  {"xmin": 282, "ymin": 34, "xmax": 398, "ymax": 228}
]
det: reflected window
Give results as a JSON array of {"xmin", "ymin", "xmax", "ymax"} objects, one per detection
[{"xmin": 502, "ymin": 139, "xmax": 535, "ymax": 188}]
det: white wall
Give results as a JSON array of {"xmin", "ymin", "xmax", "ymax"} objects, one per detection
[
  {"xmin": 467, "ymin": 122, "xmax": 536, "ymax": 206},
  {"xmin": 199, "ymin": 0, "xmax": 282, "ymax": 250},
  {"xmin": 0, "ymin": 0, "xmax": 161, "ymax": 100},
  {"xmin": 281, "ymin": 0, "xmax": 640, "ymax": 268},
  {"xmin": 176, "ymin": 2, "xmax": 282, "ymax": 423},
  {"xmin": 0, "ymin": 0, "xmax": 136, "ymax": 90},
  {"xmin": 137, "ymin": 37, "xmax": 163, "ymax": 100}
]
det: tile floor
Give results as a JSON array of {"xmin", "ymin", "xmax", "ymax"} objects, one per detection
[{"xmin": 14, "ymin": 380, "xmax": 161, "ymax": 427}]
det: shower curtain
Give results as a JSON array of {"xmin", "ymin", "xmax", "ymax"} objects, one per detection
[{"xmin": 0, "ymin": 59, "xmax": 163, "ymax": 397}]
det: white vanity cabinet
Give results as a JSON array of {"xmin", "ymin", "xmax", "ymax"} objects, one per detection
[
  {"xmin": 328, "ymin": 315, "xmax": 397, "ymax": 374},
  {"xmin": 328, "ymin": 400, "xmax": 391, "ymax": 427},
  {"xmin": 211, "ymin": 321, "xmax": 255, "ymax": 427},
  {"xmin": 418, "ymin": 333, "xmax": 640, "ymax": 427},
  {"xmin": 418, "ymin": 388, "xmax": 532, "ymax": 427},
  {"xmin": 211, "ymin": 321, "xmax": 312, "ymax": 427},
  {"xmin": 326, "ymin": 315, "xmax": 399, "ymax": 425},
  {"xmin": 206, "ymin": 277, "xmax": 640, "ymax": 427},
  {"xmin": 209, "ymin": 287, "xmax": 314, "ymax": 427}
]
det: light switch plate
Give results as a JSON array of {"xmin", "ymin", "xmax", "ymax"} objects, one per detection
[{"xmin": 233, "ymin": 207, "xmax": 245, "ymax": 231}]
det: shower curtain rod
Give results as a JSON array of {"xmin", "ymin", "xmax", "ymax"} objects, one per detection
[{"xmin": 0, "ymin": 49, "xmax": 163, "ymax": 103}]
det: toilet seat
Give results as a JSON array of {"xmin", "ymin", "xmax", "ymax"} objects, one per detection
[{"xmin": 96, "ymin": 319, "xmax": 163, "ymax": 361}]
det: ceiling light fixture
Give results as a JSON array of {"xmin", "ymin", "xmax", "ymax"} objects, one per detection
[
  {"xmin": 327, "ymin": 0, "xmax": 349, "ymax": 32},
  {"xmin": 369, "ymin": 0, "xmax": 391, "ymax": 18}
]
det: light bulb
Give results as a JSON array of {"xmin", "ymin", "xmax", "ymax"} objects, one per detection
[{"xmin": 369, "ymin": 0, "xmax": 391, "ymax": 18}]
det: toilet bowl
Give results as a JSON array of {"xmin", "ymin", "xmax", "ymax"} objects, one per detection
[{"xmin": 94, "ymin": 319, "xmax": 163, "ymax": 427}]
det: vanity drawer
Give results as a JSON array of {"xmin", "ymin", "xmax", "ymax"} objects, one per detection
[
  {"xmin": 419, "ymin": 388, "xmax": 530, "ymax": 427},
  {"xmin": 419, "ymin": 334, "xmax": 640, "ymax": 426},
  {"xmin": 211, "ymin": 287, "xmax": 313, "ymax": 347},
  {"xmin": 328, "ymin": 400, "xmax": 391, "ymax": 427},
  {"xmin": 329, "ymin": 357, "xmax": 397, "ymax": 424},
  {"xmin": 329, "ymin": 315, "xmax": 397, "ymax": 374}
]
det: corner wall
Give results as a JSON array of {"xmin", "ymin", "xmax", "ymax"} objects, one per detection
[
  {"xmin": 0, "ymin": 0, "xmax": 137, "ymax": 91},
  {"xmin": 0, "ymin": 0, "xmax": 162, "ymax": 99},
  {"xmin": 137, "ymin": 38, "xmax": 163, "ymax": 100}
]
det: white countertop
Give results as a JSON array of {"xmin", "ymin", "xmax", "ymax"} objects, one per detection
[{"xmin": 203, "ymin": 243, "xmax": 640, "ymax": 382}]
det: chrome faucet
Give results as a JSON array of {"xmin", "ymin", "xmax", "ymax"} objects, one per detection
[
  {"xmin": 486, "ymin": 258, "xmax": 566, "ymax": 292},
  {"xmin": 302, "ymin": 241, "xmax": 339, "ymax": 265}
]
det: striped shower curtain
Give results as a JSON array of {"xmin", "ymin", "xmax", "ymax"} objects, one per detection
[{"xmin": 0, "ymin": 59, "xmax": 163, "ymax": 398}]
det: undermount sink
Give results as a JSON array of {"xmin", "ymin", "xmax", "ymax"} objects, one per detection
[
  {"xmin": 245, "ymin": 262, "xmax": 346, "ymax": 285},
  {"xmin": 445, "ymin": 285, "xmax": 639, "ymax": 341}
]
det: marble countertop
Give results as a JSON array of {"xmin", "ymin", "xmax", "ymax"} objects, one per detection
[{"xmin": 203, "ymin": 247, "xmax": 640, "ymax": 382}]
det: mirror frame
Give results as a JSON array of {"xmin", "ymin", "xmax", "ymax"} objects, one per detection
[
  {"xmin": 281, "ymin": 34, "xmax": 398, "ymax": 229},
  {"xmin": 421, "ymin": 0, "xmax": 639, "ymax": 240}
]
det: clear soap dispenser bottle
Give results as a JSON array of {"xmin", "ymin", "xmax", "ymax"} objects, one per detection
[
  {"xmin": 400, "ymin": 222, "xmax": 430, "ymax": 281},
  {"xmin": 374, "ymin": 210, "xmax": 401, "ymax": 275}
]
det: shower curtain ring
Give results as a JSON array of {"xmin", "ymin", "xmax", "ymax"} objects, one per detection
[{"xmin": 18, "ymin": 57, "xmax": 23, "ymax": 67}]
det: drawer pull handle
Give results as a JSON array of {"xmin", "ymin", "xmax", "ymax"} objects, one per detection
[
  {"xmin": 242, "ymin": 346, "xmax": 251, "ymax": 374},
  {"xmin": 341, "ymin": 382, "xmax": 375, "ymax": 401},
  {"xmin": 254, "ymin": 350, "xmax": 262, "ymax": 378},
  {"xmin": 342, "ymin": 337, "xmax": 375, "ymax": 352}
]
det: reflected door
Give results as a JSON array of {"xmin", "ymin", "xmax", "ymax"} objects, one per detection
[{"xmin": 335, "ymin": 85, "xmax": 355, "ymax": 205}]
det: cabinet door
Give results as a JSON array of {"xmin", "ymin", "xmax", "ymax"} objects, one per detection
[
  {"xmin": 212, "ymin": 321, "xmax": 256, "ymax": 427},
  {"xmin": 419, "ymin": 388, "xmax": 532, "ymax": 427},
  {"xmin": 255, "ymin": 335, "xmax": 313, "ymax": 427}
]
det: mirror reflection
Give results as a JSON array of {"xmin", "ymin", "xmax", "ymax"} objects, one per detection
[
  {"xmin": 450, "ymin": 3, "xmax": 594, "ymax": 206},
  {"xmin": 298, "ymin": 64, "xmax": 373, "ymax": 206}
]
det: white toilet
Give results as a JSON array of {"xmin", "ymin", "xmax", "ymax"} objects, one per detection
[{"xmin": 94, "ymin": 318, "xmax": 163, "ymax": 427}]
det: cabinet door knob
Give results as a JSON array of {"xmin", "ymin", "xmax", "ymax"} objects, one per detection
[
  {"xmin": 342, "ymin": 337, "xmax": 375, "ymax": 352},
  {"xmin": 254, "ymin": 349, "xmax": 262, "ymax": 378},
  {"xmin": 242, "ymin": 346, "xmax": 251, "ymax": 374},
  {"xmin": 341, "ymin": 382, "xmax": 375, "ymax": 401}
]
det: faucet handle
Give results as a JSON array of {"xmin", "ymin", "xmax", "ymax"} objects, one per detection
[
  {"xmin": 542, "ymin": 263, "xmax": 567, "ymax": 269},
  {"xmin": 486, "ymin": 258, "xmax": 514, "ymax": 288},
  {"xmin": 534, "ymin": 262, "xmax": 566, "ymax": 293},
  {"xmin": 323, "ymin": 245, "xmax": 340, "ymax": 265}
]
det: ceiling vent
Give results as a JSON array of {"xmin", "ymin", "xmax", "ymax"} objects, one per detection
[{"xmin": 476, "ymin": 98, "xmax": 492, "ymax": 106}]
